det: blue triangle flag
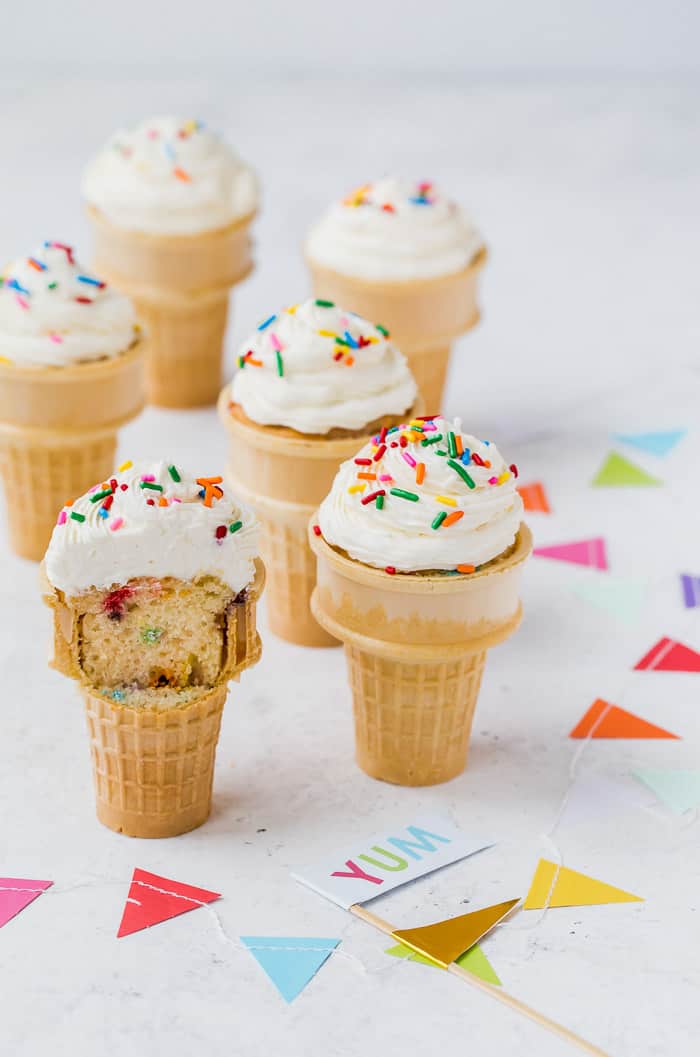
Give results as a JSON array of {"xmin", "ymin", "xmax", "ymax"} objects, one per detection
[
  {"xmin": 613, "ymin": 430, "xmax": 685, "ymax": 457},
  {"xmin": 241, "ymin": 936, "xmax": 340, "ymax": 1002}
]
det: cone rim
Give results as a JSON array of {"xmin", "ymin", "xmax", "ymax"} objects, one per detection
[
  {"xmin": 217, "ymin": 387, "xmax": 423, "ymax": 458},
  {"xmin": 309, "ymin": 519, "xmax": 532, "ymax": 594},
  {"xmin": 304, "ymin": 245, "xmax": 488, "ymax": 291}
]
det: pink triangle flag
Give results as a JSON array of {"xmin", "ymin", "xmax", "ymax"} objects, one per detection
[
  {"xmin": 634, "ymin": 638, "xmax": 700, "ymax": 673},
  {"xmin": 0, "ymin": 878, "xmax": 53, "ymax": 929},
  {"xmin": 533, "ymin": 538, "xmax": 608, "ymax": 570},
  {"xmin": 117, "ymin": 868, "xmax": 221, "ymax": 938}
]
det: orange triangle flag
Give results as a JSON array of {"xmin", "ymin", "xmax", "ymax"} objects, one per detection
[
  {"xmin": 517, "ymin": 481, "xmax": 551, "ymax": 513},
  {"xmin": 391, "ymin": 897, "xmax": 520, "ymax": 969},
  {"xmin": 524, "ymin": 860, "xmax": 643, "ymax": 910},
  {"xmin": 569, "ymin": 698, "xmax": 679, "ymax": 739}
]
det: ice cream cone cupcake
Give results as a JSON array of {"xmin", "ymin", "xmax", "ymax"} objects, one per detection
[
  {"xmin": 309, "ymin": 416, "xmax": 531, "ymax": 785},
  {"xmin": 82, "ymin": 117, "xmax": 258, "ymax": 408},
  {"xmin": 306, "ymin": 178, "xmax": 485, "ymax": 412},
  {"xmin": 218, "ymin": 298, "xmax": 420, "ymax": 647},
  {"xmin": 42, "ymin": 459, "xmax": 264, "ymax": 838},
  {"xmin": 0, "ymin": 241, "xmax": 144, "ymax": 561}
]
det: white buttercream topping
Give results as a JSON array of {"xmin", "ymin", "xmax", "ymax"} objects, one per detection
[
  {"xmin": 229, "ymin": 298, "xmax": 417, "ymax": 434},
  {"xmin": 45, "ymin": 459, "xmax": 259, "ymax": 596},
  {"xmin": 306, "ymin": 177, "xmax": 483, "ymax": 280},
  {"xmin": 0, "ymin": 242, "xmax": 137, "ymax": 367},
  {"xmin": 318, "ymin": 415, "xmax": 522, "ymax": 572},
  {"xmin": 82, "ymin": 116, "xmax": 258, "ymax": 235}
]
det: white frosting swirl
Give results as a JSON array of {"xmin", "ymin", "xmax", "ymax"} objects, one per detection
[
  {"xmin": 82, "ymin": 116, "xmax": 258, "ymax": 235},
  {"xmin": 306, "ymin": 177, "xmax": 483, "ymax": 281},
  {"xmin": 0, "ymin": 243, "xmax": 137, "ymax": 368},
  {"xmin": 45, "ymin": 459, "xmax": 259, "ymax": 596},
  {"xmin": 229, "ymin": 298, "xmax": 417, "ymax": 434},
  {"xmin": 318, "ymin": 416, "xmax": 523, "ymax": 572}
]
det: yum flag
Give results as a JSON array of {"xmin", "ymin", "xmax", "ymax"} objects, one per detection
[{"xmin": 292, "ymin": 814, "xmax": 493, "ymax": 909}]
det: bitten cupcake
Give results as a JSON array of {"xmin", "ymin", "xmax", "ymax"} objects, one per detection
[
  {"xmin": 218, "ymin": 297, "xmax": 420, "ymax": 647},
  {"xmin": 43, "ymin": 459, "xmax": 265, "ymax": 838},
  {"xmin": 83, "ymin": 116, "xmax": 258, "ymax": 407},
  {"xmin": 309, "ymin": 415, "xmax": 531, "ymax": 786},
  {"xmin": 306, "ymin": 178, "xmax": 485, "ymax": 411},
  {"xmin": 0, "ymin": 241, "xmax": 143, "ymax": 560}
]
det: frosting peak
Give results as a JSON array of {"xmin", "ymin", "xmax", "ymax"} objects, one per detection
[
  {"xmin": 318, "ymin": 416, "xmax": 523, "ymax": 572},
  {"xmin": 229, "ymin": 298, "xmax": 417, "ymax": 434},
  {"xmin": 306, "ymin": 177, "xmax": 483, "ymax": 281},
  {"xmin": 45, "ymin": 459, "xmax": 259, "ymax": 596},
  {"xmin": 0, "ymin": 242, "xmax": 137, "ymax": 368},
  {"xmin": 82, "ymin": 116, "xmax": 258, "ymax": 235}
]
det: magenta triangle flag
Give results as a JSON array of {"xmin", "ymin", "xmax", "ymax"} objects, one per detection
[
  {"xmin": 0, "ymin": 878, "xmax": 53, "ymax": 928},
  {"xmin": 634, "ymin": 638, "xmax": 700, "ymax": 673},
  {"xmin": 533, "ymin": 538, "xmax": 608, "ymax": 570},
  {"xmin": 117, "ymin": 868, "xmax": 221, "ymax": 938}
]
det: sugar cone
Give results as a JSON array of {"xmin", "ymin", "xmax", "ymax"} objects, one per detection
[
  {"xmin": 42, "ymin": 560, "xmax": 265, "ymax": 836},
  {"xmin": 309, "ymin": 522, "xmax": 531, "ymax": 785},
  {"xmin": 0, "ymin": 344, "xmax": 144, "ymax": 561},
  {"xmin": 218, "ymin": 391, "xmax": 422, "ymax": 647},
  {"xmin": 87, "ymin": 206, "xmax": 255, "ymax": 408},
  {"xmin": 81, "ymin": 680, "xmax": 228, "ymax": 838},
  {"xmin": 307, "ymin": 249, "xmax": 486, "ymax": 412}
]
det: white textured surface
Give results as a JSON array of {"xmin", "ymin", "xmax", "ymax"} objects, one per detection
[{"xmin": 0, "ymin": 74, "xmax": 699, "ymax": 1057}]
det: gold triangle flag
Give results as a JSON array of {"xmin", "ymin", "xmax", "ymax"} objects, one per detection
[{"xmin": 391, "ymin": 897, "xmax": 520, "ymax": 969}]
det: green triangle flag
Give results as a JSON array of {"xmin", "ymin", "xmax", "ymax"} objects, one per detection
[
  {"xmin": 385, "ymin": 942, "xmax": 502, "ymax": 985},
  {"xmin": 592, "ymin": 452, "xmax": 661, "ymax": 487}
]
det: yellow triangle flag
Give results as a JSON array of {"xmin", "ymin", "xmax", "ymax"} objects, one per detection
[
  {"xmin": 524, "ymin": 860, "xmax": 643, "ymax": 910},
  {"xmin": 391, "ymin": 897, "xmax": 520, "ymax": 969}
]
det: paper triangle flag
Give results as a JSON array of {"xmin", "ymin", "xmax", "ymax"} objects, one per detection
[
  {"xmin": 633, "ymin": 769, "xmax": 700, "ymax": 814},
  {"xmin": 117, "ymin": 868, "xmax": 221, "ymax": 938},
  {"xmin": 241, "ymin": 936, "xmax": 340, "ymax": 1002},
  {"xmin": 517, "ymin": 481, "xmax": 551, "ymax": 514},
  {"xmin": 569, "ymin": 698, "xmax": 679, "ymax": 740},
  {"xmin": 681, "ymin": 575, "xmax": 700, "ymax": 608},
  {"xmin": 634, "ymin": 637, "xmax": 700, "ymax": 673},
  {"xmin": 386, "ymin": 941, "xmax": 502, "ymax": 984},
  {"xmin": 533, "ymin": 537, "xmax": 607, "ymax": 570},
  {"xmin": 592, "ymin": 451, "xmax": 661, "ymax": 487},
  {"xmin": 524, "ymin": 860, "xmax": 643, "ymax": 910},
  {"xmin": 613, "ymin": 430, "xmax": 685, "ymax": 457},
  {"xmin": 391, "ymin": 897, "xmax": 519, "ymax": 969},
  {"xmin": 571, "ymin": 574, "xmax": 646, "ymax": 623},
  {"xmin": 0, "ymin": 878, "xmax": 53, "ymax": 929}
]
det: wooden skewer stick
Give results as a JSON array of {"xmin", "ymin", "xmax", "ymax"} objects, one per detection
[{"xmin": 350, "ymin": 904, "xmax": 611, "ymax": 1057}]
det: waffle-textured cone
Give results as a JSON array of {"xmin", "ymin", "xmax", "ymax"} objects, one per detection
[
  {"xmin": 307, "ymin": 250, "xmax": 486, "ymax": 412},
  {"xmin": 133, "ymin": 290, "xmax": 229, "ymax": 407},
  {"xmin": 81, "ymin": 681, "xmax": 228, "ymax": 838},
  {"xmin": 42, "ymin": 560, "xmax": 265, "ymax": 836},
  {"xmin": 0, "ymin": 345, "xmax": 144, "ymax": 561},
  {"xmin": 347, "ymin": 645, "xmax": 486, "ymax": 784},
  {"xmin": 218, "ymin": 391, "xmax": 422, "ymax": 647},
  {"xmin": 88, "ymin": 207, "xmax": 255, "ymax": 409},
  {"xmin": 2, "ymin": 430, "xmax": 117, "ymax": 561},
  {"xmin": 309, "ymin": 522, "xmax": 531, "ymax": 786}
]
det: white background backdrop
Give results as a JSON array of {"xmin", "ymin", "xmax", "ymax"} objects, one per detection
[{"xmin": 1, "ymin": 5, "xmax": 699, "ymax": 1057}]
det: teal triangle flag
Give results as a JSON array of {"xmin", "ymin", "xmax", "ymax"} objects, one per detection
[
  {"xmin": 571, "ymin": 574, "xmax": 647, "ymax": 624},
  {"xmin": 241, "ymin": 936, "xmax": 340, "ymax": 1002},
  {"xmin": 614, "ymin": 431, "xmax": 685, "ymax": 457},
  {"xmin": 633, "ymin": 770, "xmax": 700, "ymax": 814}
]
